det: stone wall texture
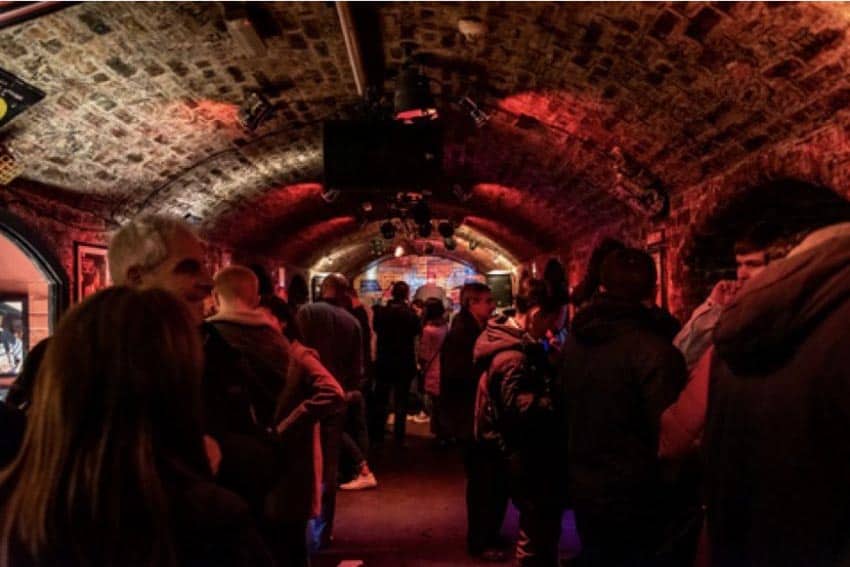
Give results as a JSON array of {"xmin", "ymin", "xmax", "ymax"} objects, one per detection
[{"xmin": 2, "ymin": 2, "xmax": 850, "ymax": 322}]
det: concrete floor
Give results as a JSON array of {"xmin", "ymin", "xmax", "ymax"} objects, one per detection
[{"xmin": 314, "ymin": 422, "xmax": 580, "ymax": 567}]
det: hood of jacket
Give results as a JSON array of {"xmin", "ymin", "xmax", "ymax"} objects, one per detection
[
  {"xmin": 207, "ymin": 307, "xmax": 281, "ymax": 332},
  {"xmin": 473, "ymin": 315, "xmax": 525, "ymax": 365},
  {"xmin": 713, "ymin": 223, "xmax": 850, "ymax": 375},
  {"xmin": 570, "ymin": 294, "xmax": 673, "ymax": 345}
]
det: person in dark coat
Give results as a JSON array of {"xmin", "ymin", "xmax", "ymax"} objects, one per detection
[
  {"xmin": 475, "ymin": 280, "xmax": 567, "ymax": 566},
  {"xmin": 442, "ymin": 282, "xmax": 507, "ymax": 560},
  {"xmin": 0, "ymin": 288, "xmax": 273, "ymax": 567},
  {"xmin": 372, "ymin": 281, "xmax": 421, "ymax": 444},
  {"xmin": 209, "ymin": 265, "xmax": 344, "ymax": 566},
  {"xmin": 440, "ymin": 282, "xmax": 495, "ymax": 444},
  {"xmin": 560, "ymin": 248, "xmax": 688, "ymax": 566},
  {"xmin": 704, "ymin": 222, "xmax": 850, "ymax": 567},
  {"xmin": 295, "ymin": 273, "xmax": 362, "ymax": 549}
]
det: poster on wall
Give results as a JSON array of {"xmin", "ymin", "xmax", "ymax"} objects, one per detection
[
  {"xmin": 74, "ymin": 242, "xmax": 111, "ymax": 302},
  {"xmin": 0, "ymin": 296, "xmax": 27, "ymax": 379},
  {"xmin": 0, "ymin": 68, "xmax": 46, "ymax": 129}
]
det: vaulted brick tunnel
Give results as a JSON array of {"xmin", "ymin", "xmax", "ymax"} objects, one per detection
[
  {"xmin": 3, "ymin": 2, "xmax": 850, "ymax": 565},
  {"xmin": 4, "ymin": 2, "xmax": 850, "ymax": 323}
]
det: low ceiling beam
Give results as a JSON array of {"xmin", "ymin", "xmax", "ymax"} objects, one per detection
[
  {"xmin": 0, "ymin": 2, "xmax": 74, "ymax": 30},
  {"xmin": 335, "ymin": 2, "xmax": 367, "ymax": 96}
]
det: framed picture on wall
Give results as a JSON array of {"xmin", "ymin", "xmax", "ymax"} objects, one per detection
[
  {"xmin": 74, "ymin": 242, "xmax": 111, "ymax": 302},
  {"xmin": 0, "ymin": 294, "xmax": 27, "ymax": 379}
]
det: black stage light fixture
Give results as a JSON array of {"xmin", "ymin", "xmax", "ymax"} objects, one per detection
[
  {"xmin": 438, "ymin": 221, "xmax": 454, "ymax": 238},
  {"xmin": 411, "ymin": 200, "xmax": 431, "ymax": 226},
  {"xmin": 380, "ymin": 221, "xmax": 396, "ymax": 240},
  {"xmin": 423, "ymin": 242, "xmax": 435, "ymax": 255},
  {"xmin": 444, "ymin": 236, "xmax": 457, "ymax": 251},
  {"xmin": 418, "ymin": 222, "xmax": 433, "ymax": 238}
]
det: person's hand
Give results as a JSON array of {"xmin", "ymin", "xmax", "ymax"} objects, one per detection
[
  {"xmin": 203, "ymin": 435, "xmax": 222, "ymax": 477},
  {"xmin": 708, "ymin": 279, "xmax": 740, "ymax": 307}
]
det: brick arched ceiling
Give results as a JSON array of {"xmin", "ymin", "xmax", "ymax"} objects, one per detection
[{"xmin": 3, "ymin": 2, "xmax": 850, "ymax": 263}]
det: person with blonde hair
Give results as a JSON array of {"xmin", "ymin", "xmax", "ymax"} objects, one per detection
[{"xmin": 0, "ymin": 287, "xmax": 272, "ymax": 567}]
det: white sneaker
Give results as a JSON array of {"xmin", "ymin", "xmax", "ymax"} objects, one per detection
[
  {"xmin": 412, "ymin": 411, "xmax": 430, "ymax": 424},
  {"xmin": 340, "ymin": 472, "xmax": 378, "ymax": 491}
]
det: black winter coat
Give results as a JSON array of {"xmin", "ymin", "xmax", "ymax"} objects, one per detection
[
  {"xmin": 440, "ymin": 309, "xmax": 485, "ymax": 442},
  {"xmin": 473, "ymin": 318, "xmax": 565, "ymax": 505},
  {"xmin": 560, "ymin": 295, "xmax": 687, "ymax": 517},
  {"xmin": 704, "ymin": 227, "xmax": 850, "ymax": 567},
  {"xmin": 373, "ymin": 300, "xmax": 421, "ymax": 379},
  {"xmin": 200, "ymin": 322, "xmax": 281, "ymax": 516}
]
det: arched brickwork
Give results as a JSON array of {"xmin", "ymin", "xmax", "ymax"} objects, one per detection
[{"xmin": 668, "ymin": 121, "xmax": 850, "ymax": 320}]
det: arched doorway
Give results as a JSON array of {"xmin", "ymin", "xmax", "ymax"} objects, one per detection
[
  {"xmin": 0, "ymin": 212, "xmax": 67, "ymax": 396},
  {"xmin": 680, "ymin": 178, "xmax": 850, "ymax": 312}
]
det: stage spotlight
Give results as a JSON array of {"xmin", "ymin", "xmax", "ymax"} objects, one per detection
[
  {"xmin": 444, "ymin": 236, "xmax": 457, "ymax": 251},
  {"xmin": 395, "ymin": 245, "xmax": 405, "ymax": 258},
  {"xmin": 438, "ymin": 221, "xmax": 454, "ymax": 238},
  {"xmin": 423, "ymin": 242, "xmax": 435, "ymax": 255},
  {"xmin": 418, "ymin": 222, "xmax": 433, "ymax": 238},
  {"xmin": 411, "ymin": 200, "xmax": 431, "ymax": 226},
  {"xmin": 380, "ymin": 221, "xmax": 396, "ymax": 240}
]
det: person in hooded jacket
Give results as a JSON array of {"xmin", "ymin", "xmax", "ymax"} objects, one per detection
[
  {"xmin": 703, "ymin": 220, "xmax": 850, "ymax": 567},
  {"xmin": 475, "ymin": 280, "xmax": 568, "ymax": 567},
  {"xmin": 560, "ymin": 247, "xmax": 688, "ymax": 567}
]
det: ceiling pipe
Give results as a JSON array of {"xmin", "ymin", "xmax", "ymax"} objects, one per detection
[
  {"xmin": 335, "ymin": 1, "xmax": 366, "ymax": 96},
  {"xmin": 0, "ymin": 2, "xmax": 73, "ymax": 29}
]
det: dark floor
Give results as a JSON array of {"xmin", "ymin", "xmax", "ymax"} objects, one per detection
[{"xmin": 314, "ymin": 422, "xmax": 580, "ymax": 567}]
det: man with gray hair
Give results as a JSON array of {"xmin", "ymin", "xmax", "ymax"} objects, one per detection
[
  {"xmin": 108, "ymin": 215, "xmax": 279, "ymax": 519},
  {"xmin": 108, "ymin": 214, "xmax": 213, "ymax": 324}
]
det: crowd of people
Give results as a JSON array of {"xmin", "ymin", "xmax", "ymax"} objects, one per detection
[{"xmin": 0, "ymin": 202, "xmax": 848, "ymax": 567}]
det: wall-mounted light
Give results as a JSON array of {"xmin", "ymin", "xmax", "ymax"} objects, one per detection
[
  {"xmin": 458, "ymin": 95, "xmax": 490, "ymax": 128},
  {"xmin": 237, "ymin": 91, "xmax": 273, "ymax": 131}
]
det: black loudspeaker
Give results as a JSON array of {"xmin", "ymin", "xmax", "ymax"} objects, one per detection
[{"xmin": 323, "ymin": 119, "xmax": 443, "ymax": 192}]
